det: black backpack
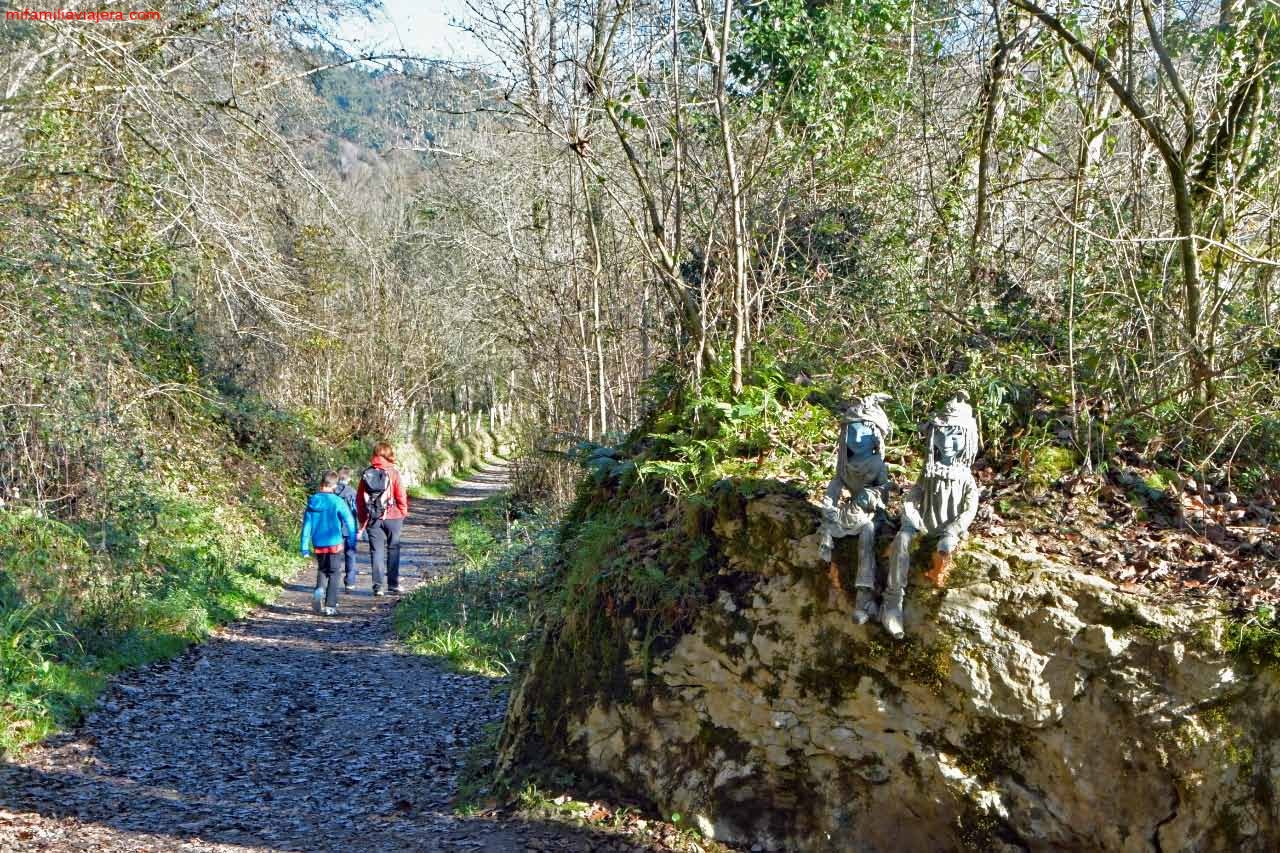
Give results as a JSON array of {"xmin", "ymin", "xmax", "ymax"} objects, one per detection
[{"xmin": 361, "ymin": 466, "xmax": 393, "ymax": 521}]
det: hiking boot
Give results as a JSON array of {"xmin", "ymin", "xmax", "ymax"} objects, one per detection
[
  {"xmin": 880, "ymin": 589, "xmax": 905, "ymax": 640},
  {"xmin": 311, "ymin": 586, "xmax": 324, "ymax": 614},
  {"xmin": 372, "ymin": 585, "xmax": 384, "ymax": 597},
  {"xmin": 851, "ymin": 588, "xmax": 878, "ymax": 625}
]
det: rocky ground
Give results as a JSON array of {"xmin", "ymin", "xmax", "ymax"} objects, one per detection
[{"xmin": 0, "ymin": 466, "xmax": 674, "ymax": 853}]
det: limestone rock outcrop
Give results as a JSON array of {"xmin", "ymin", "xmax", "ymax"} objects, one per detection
[{"xmin": 502, "ymin": 489, "xmax": 1279, "ymax": 851}]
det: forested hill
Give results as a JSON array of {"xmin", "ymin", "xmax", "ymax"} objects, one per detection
[{"xmin": 306, "ymin": 58, "xmax": 489, "ymax": 152}]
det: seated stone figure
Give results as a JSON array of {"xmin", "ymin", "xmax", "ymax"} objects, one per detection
[
  {"xmin": 818, "ymin": 393, "xmax": 892, "ymax": 625},
  {"xmin": 884, "ymin": 392, "xmax": 980, "ymax": 639}
]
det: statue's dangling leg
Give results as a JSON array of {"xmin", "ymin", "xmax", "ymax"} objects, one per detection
[
  {"xmin": 881, "ymin": 527, "xmax": 915, "ymax": 640},
  {"xmin": 851, "ymin": 521, "xmax": 878, "ymax": 625},
  {"xmin": 818, "ymin": 528, "xmax": 835, "ymax": 563},
  {"xmin": 819, "ymin": 516, "xmax": 845, "ymax": 606}
]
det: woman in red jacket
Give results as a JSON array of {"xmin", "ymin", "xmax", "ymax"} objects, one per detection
[{"xmin": 357, "ymin": 441, "xmax": 409, "ymax": 595}]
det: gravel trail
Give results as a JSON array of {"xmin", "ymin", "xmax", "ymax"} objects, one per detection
[{"xmin": 0, "ymin": 465, "xmax": 607, "ymax": 853}]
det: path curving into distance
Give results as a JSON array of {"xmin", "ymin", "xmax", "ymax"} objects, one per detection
[{"xmin": 0, "ymin": 464, "xmax": 624, "ymax": 853}]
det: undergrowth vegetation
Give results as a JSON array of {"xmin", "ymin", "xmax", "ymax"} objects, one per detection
[
  {"xmin": 395, "ymin": 494, "xmax": 554, "ymax": 677},
  {"xmin": 630, "ymin": 348, "xmax": 1063, "ymax": 500},
  {"xmin": 498, "ymin": 467, "xmax": 752, "ymax": 769},
  {"xmin": 1223, "ymin": 606, "xmax": 1280, "ymax": 669},
  {"xmin": 0, "ymin": 394, "xmax": 368, "ymax": 755}
]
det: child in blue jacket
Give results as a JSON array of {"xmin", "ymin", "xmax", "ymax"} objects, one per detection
[{"xmin": 300, "ymin": 470, "xmax": 358, "ymax": 615}]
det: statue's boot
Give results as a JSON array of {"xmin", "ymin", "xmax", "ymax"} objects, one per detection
[
  {"xmin": 880, "ymin": 589, "xmax": 905, "ymax": 639},
  {"xmin": 851, "ymin": 587, "xmax": 877, "ymax": 624},
  {"xmin": 924, "ymin": 551, "xmax": 953, "ymax": 588}
]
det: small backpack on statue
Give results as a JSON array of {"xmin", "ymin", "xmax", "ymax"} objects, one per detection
[{"xmin": 361, "ymin": 466, "xmax": 393, "ymax": 521}]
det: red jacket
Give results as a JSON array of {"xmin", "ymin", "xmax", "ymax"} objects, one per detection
[{"xmin": 356, "ymin": 455, "xmax": 409, "ymax": 526}]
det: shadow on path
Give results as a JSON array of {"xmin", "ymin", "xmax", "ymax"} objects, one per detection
[{"xmin": 0, "ymin": 463, "xmax": 619, "ymax": 853}]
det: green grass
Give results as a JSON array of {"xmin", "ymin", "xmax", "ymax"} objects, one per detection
[
  {"xmin": 0, "ymin": 496, "xmax": 301, "ymax": 754},
  {"xmin": 405, "ymin": 434, "xmax": 505, "ymax": 501},
  {"xmin": 394, "ymin": 494, "xmax": 553, "ymax": 677},
  {"xmin": 408, "ymin": 476, "xmax": 465, "ymax": 501}
]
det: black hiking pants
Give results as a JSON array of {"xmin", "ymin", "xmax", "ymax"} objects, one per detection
[
  {"xmin": 314, "ymin": 552, "xmax": 342, "ymax": 608},
  {"xmin": 367, "ymin": 517, "xmax": 404, "ymax": 589}
]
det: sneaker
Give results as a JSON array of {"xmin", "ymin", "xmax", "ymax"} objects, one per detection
[
  {"xmin": 343, "ymin": 585, "xmax": 353, "ymax": 594},
  {"xmin": 851, "ymin": 588, "xmax": 878, "ymax": 625},
  {"xmin": 312, "ymin": 586, "xmax": 324, "ymax": 614},
  {"xmin": 387, "ymin": 586, "xmax": 403, "ymax": 596},
  {"xmin": 322, "ymin": 606, "xmax": 339, "ymax": 616},
  {"xmin": 879, "ymin": 590, "xmax": 905, "ymax": 640},
  {"xmin": 372, "ymin": 585, "xmax": 384, "ymax": 597}
]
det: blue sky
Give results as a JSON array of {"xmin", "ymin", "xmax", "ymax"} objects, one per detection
[{"xmin": 335, "ymin": 0, "xmax": 485, "ymax": 62}]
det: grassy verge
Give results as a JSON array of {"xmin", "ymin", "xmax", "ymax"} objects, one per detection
[
  {"xmin": 394, "ymin": 494, "xmax": 554, "ymax": 677},
  {"xmin": 0, "ymin": 493, "xmax": 304, "ymax": 753},
  {"xmin": 406, "ymin": 424, "xmax": 506, "ymax": 497},
  {"xmin": 407, "ymin": 475, "xmax": 467, "ymax": 501},
  {"xmin": 0, "ymin": 398, "xmax": 368, "ymax": 756},
  {"xmin": 405, "ymin": 458, "xmax": 485, "ymax": 500}
]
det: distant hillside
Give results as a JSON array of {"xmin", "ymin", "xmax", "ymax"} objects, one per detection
[{"xmin": 307, "ymin": 57, "xmax": 492, "ymax": 149}]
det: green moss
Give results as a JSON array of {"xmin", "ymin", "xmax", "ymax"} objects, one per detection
[
  {"xmin": 1194, "ymin": 706, "xmax": 1277, "ymax": 843},
  {"xmin": 1191, "ymin": 701, "xmax": 1257, "ymax": 777},
  {"xmin": 954, "ymin": 800, "xmax": 1016, "ymax": 852},
  {"xmin": 955, "ymin": 719, "xmax": 1031, "ymax": 785},
  {"xmin": 946, "ymin": 552, "xmax": 986, "ymax": 587},
  {"xmin": 847, "ymin": 626, "xmax": 955, "ymax": 695},
  {"xmin": 1223, "ymin": 606, "xmax": 1280, "ymax": 669},
  {"xmin": 794, "ymin": 626, "xmax": 953, "ymax": 705},
  {"xmin": 1136, "ymin": 623, "xmax": 1172, "ymax": 643},
  {"xmin": 1026, "ymin": 445, "xmax": 1076, "ymax": 491},
  {"xmin": 505, "ymin": 478, "xmax": 737, "ymax": 768},
  {"xmin": 1144, "ymin": 470, "xmax": 1171, "ymax": 493},
  {"xmin": 795, "ymin": 627, "xmax": 900, "ymax": 704}
]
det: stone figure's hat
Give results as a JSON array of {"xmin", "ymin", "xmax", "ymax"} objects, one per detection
[
  {"xmin": 843, "ymin": 392, "xmax": 892, "ymax": 438},
  {"xmin": 926, "ymin": 391, "xmax": 979, "ymax": 465}
]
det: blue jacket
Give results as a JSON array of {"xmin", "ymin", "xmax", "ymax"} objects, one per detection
[{"xmin": 300, "ymin": 491, "xmax": 357, "ymax": 555}]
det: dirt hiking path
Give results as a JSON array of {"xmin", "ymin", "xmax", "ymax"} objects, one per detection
[{"xmin": 0, "ymin": 465, "xmax": 617, "ymax": 853}]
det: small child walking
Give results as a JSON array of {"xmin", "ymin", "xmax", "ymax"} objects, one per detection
[
  {"xmin": 334, "ymin": 466, "xmax": 360, "ymax": 593},
  {"xmin": 300, "ymin": 470, "xmax": 358, "ymax": 616}
]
